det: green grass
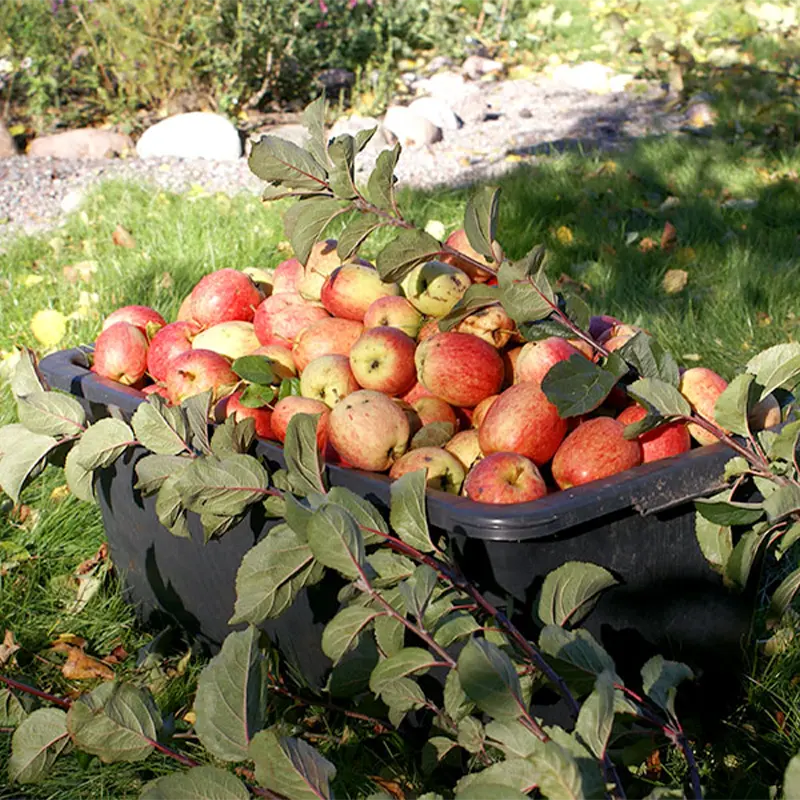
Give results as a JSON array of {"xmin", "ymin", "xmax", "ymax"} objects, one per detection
[{"xmin": 2, "ymin": 133, "xmax": 800, "ymax": 797}]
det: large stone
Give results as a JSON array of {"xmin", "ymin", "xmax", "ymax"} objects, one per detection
[
  {"xmin": 408, "ymin": 97, "xmax": 462, "ymax": 131},
  {"xmin": 0, "ymin": 121, "xmax": 17, "ymax": 157},
  {"xmin": 550, "ymin": 61, "xmax": 616, "ymax": 93},
  {"xmin": 462, "ymin": 55, "xmax": 504, "ymax": 80},
  {"xmin": 28, "ymin": 128, "xmax": 133, "ymax": 159},
  {"xmin": 381, "ymin": 106, "xmax": 443, "ymax": 148},
  {"xmin": 136, "ymin": 112, "xmax": 241, "ymax": 160},
  {"xmin": 414, "ymin": 71, "xmax": 487, "ymax": 124}
]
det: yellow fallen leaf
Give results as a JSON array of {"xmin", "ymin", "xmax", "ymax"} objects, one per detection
[
  {"xmin": 555, "ymin": 225, "xmax": 574, "ymax": 245},
  {"xmin": 504, "ymin": 153, "xmax": 524, "ymax": 163},
  {"xmin": 682, "ymin": 353, "xmax": 702, "ymax": 361},
  {"xmin": 50, "ymin": 485, "xmax": 71, "ymax": 502},
  {"xmin": 23, "ymin": 275, "xmax": 45, "ymax": 287},
  {"xmin": 662, "ymin": 269, "xmax": 688, "ymax": 294},
  {"xmin": 8, "ymin": 124, "xmax": 25, "ymax": 137},
  {"xmin": 31, "ymin": 309, "xmax": 67, "ymax": 347},
  {"xmin": 183, "ymin": 710, "xmax": 197, "ymax": 725}
]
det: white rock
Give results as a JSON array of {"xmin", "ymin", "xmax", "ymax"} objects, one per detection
[
  {"xmin": 28, "ymin": 129, "xmax": 133, "ymax": 159},
  {"xmin": 136, "ymin": 112, "xmax": 241, "ymax": 160},
  {"xmin": 382, "ymin": 106, "xmax": 443, "ymax": 148},
  {"xmin": 462, "ymin": 55, "xmax": 504, "ymax": 80},
  {"xmin": 414, "ymin": 71, "xmax": 469, "ymax": 99},
  {"xmin": 608, "ymin": 73, "xmax": 635, "ymax": 93},
  {"xmin": 551, "ymin": 61, "xmax": 615, "ymax": 93},
  {"xmin": 60, "ymin": 189, "xmax": 84, "ymax": 214},
  {"xmin": 408, "ymin": 97, "xmax": 462, "ymax": 131}
]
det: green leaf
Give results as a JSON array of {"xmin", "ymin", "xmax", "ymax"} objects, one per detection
[
  {"xmin": 327, "ymin": 485, "xmax": 387, "ymax": 545},
  {"xmin": 485, "ymin": 719, "xmax": 540, "ymax": 759},
  {"xmin": 67, "ymin": 682, "xmax": 161, "ymax": 763},
  {"xmin": 140, "ymin": 765, "xmax": 250, "ymax": 800},
  {"xmin": 456, "ymin": 784, "xmax": 529, "ymax": 800},
  {"xmin": 410, "ymin": 422, "xmax": 455, "ymax": 450},
  {"xmin": 250, "ymin": 729, "xmax": 336, "ymax": 800},
  {"xmin": 783, "ymin": 753, "xmax": 800, "ymax": 800},
  {"xmin": 211, "ymin": 415, "xmax": 256, "ymax": 457},
  {"xmin": 328, "ymin": 134, "xmax": 357, "ymax": 199},
  {"xmin": 155, "ymin": 473, "xmax": 190, "ymax": 538},
  {"xmin": 456, "ymin": 758, "xmax": 538, "ymax": 796},
  {"xmin": 695, "ymin": 512, "xmax": 733, "ymax": 574},
  {"xmin": 284, "ymin": 197, "xmax": 349, "ymax": 265},
  {"xmin": 17, "ymin": 390, "xmax": 85, "ymax": 437},
  {"xmin": 463, "ymin": 186, "xmax": 500, "ymax": 261},
  {"xmin": 282, "ymin": 493, "xmax": 314, "ymax": 540},
  {"xmin": 0, "ymin": 425, "xmax": 59, "ymax": 503},
  {"xmin": 285, "ymin": 413, "xmax": 326, "ymax": 497},
  {"xmin": 497, "ymin": 251, "xmax": 554, "ymax": 324},
  {"xmin": 354, "ymin": 126, "xmax": 377, "ymax": 153},
  {"xmin": 176, "ymin": 454, "xmax": 269, "ymax": 517},
  {"xmin": 390, "ymin": 470, "xmax": 434, "ymax": 552},
  {"xmin": 444, "ymin": 668, "xmax": 475, "ymax": 723},
  {"xmin": 194, "ymin": 627, "xmax": 268, "ymax": 762},
  {"xmin": 10, "ymin": 348, "xmax": 45, "ymax": 398},
  {"xmin": 134, "ymin": 454, "xmax": 188, "ymax": 495},
  {"xmin": 9, "ymin": 708, "xmax": 71, "ymax": 783},
  {"xmin": 248, "ymin": 135, "xmax": 329, "ymax": 192},
  {"xmin": 536, "ymin": 561, "xmax": 618, "ymax": 628},
  {"xmin": 777, "ymin": 522, "xmax": 800, "ymax": 560},
  {"xmin": 368, "ymin": 551, "xmax": 415, "ymax": 586},
  {"xmin": 63, "ymin": 444, "xmax": 94, "ymax": 502},
  {"xmin": 528, "ymin": 740, "xmax": 595, "ymax": 800},
  {"xmin": 307, "ymin": 504, "xmax": 364, "ymax": 579},
  {"xmin": 456, "ymin": 715, "xmax": 485, "ymax": 754},
  {"xmin": 563, "ymin": 291, "xmax": 591, "ymax": 331},
  {"xmin": 0, "ymin": 688, "xmax": 29, "ymax": 727},
  {"xmin": 713, "ymin": 373, "xmax": 758, "ymax": 436},
  {"xmin": 322, "ymin": 606, "xmax": 382, "ymax": 662},
  {"xmin": 575, "ymin": 671, "xmax": 615, "ymax": 759},
  {"xmin": 746, "ymin": 343, "xmax": 800, "ymax": 400},
  {"xmin": 457, "ymin": 638, "xmax": 524, "ymax": 720},
  {"xmin": 338, "ymin": 213, "xmax": 385, "ymax": 262},
  {"xmin": 302, "ymin": 95, "xmax": 329, "ymax": 169},
  {"xmin": 434, "ymin": 612, "xmax": 480, "ymax": 647},
  {"xmin": 539, "ymin": 626, "xmax": 617, "ymax": 677},
  {"xmin": 328, "ymin": 636, "xmax": 379, "ymax": 697},
  {"xmin": 422, "ymin": 736, "xmax": 459, "ymax": 773},
  {"xmin": 437, "ymin": 284, "xmax": 503, "ymax": 332},
  {"xmin": 239, "ymin": 384, "xmax": 276, "ymax": 409},
  {"xmin": 617, "ymin": 333, "xmax": 680, "ymax": 386},
  {"xmin": 763, "ymin": 484, "xmax": 800, "ymax": 522},
  {"xmin": 374, "ymin": 615, "xmax": 405, "ymax": 656},
  {"xmin": 369, "ymin": 647, "xmax": 440, "ymax": 695},
  {"xmin": 380, "ymin": 676, "xmax": 426, "ymax": 725},
  {"xmin": 695, "ymin": 494, "xmax": 764, "ymax": 526},
  {"xmin": 72, "ymin": 418, "xmax": 134, "ymax": 470},
  {"xmin": 231, "ymin": 524, "xmax": 323, "ymax": 624},
  {"xmin": 200, "ymin": 510, "xmax": 244, "ymax": 542},
  {"xmin": 628, "ymin": 377, "xmax": 691, "ymax": 418},
  {"xmin": 769, "ymin": 421, "xmax": 800, "ymax": 463},
  {"xmin": 769, "ymin": 566, "xmax": 800, "ymax": 624},
  {"xmin": 366, "ymin": 143, "xmax": 401, "ymax": 212},
  {"xmin": 541, "ymin": 355, "xmax": 623, "ymax": 418},
  {"xmin": 131, "ymin": 398, "xmax": 188, "ymax": 455},
  {"xmin": 232, "ymin": 355, "xmax": 276, "ymax": 385},
  {"xmin": 376, "ymin": 229, "xmax": 442, "ymax": 283},
  {"xmin": 641, "ymin": 655, "xmax": 693, "ymax": 720},
  {"xmin": 181, "ymin": 390, "xmax": 213, "ymax": 455},
  {"xmin": 279, "ymin": 377, "xmax": 302, "ymax": 400},
  {"xmin": 726, "ymin": 529, "xmax": 765, "ymax": 588}
]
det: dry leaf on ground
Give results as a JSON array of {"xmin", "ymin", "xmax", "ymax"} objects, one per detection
[
  {"xmin": 662, "ymin": 269, "xmax": 689, "ymax": 294},
  {"xmin": 51, "ymin": 638, "xmax": 114, "ymax": 681},
  {"xmin": 112, "ymin": 224, "xmax": 136, "ymax": 249},
  {"xmin": 638, "ymin": 237, "xmax": 658, "ymax": 253},
  {"xmin": 660, "ymin": 220, "xmax": 678, "ymax": 251},
  {"xmin": 0, "ymin": 629, "xmax": 20, "ymax": 666}
]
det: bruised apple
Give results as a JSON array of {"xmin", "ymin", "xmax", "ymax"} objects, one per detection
[
  {"xmin": 479, "ymin": 382, "xmax": 567, "ymax": 466},
  {"xmin": 445, "ymin": 429, "xmax": 483, "ymax": 470},
  {"xmin": 463, "ymin": 452, "xmax": 547, "ymax": 504},
  {"xmin": 299, "ymin": 239, "xmax": 343, "ymax": 301},
  {"xmin": 328, "ymin": 390, "xmax": 410, "ymax": 472},
  {"xmin": 415, "ymin": 332, "xmax": 504, "ymax": 407},
  {"xmin": 300, "ymin": 354, "xmax": 359, "ymax": 408},
  {"xmin": 389, "ymin": 447, "xmax": 466, "ymax": 493},
  {"xmin": 552, "ymin": 417, "xmax": 642, "ymax": 489},
  {"xmin": 401, "ymin": 261, "xmax": 471, "ymax": 318},
  {"xmin": 454, "ymin": 304, "xmax": 515, "ymax": 348}
]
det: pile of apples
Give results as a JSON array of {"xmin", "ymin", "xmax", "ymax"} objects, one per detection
[{"xmin": 90, "ymin": 233, "xmax": 778, "ymax": 505}]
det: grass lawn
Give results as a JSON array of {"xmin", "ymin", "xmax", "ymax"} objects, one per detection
[{"xmin": 2, "ymin": 131, "xmax": 800, "ymax": 798}]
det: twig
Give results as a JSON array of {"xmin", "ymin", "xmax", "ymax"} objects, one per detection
[{"xmin": 0, "ymin": 674, "xmax": 70, "ymax": 710}]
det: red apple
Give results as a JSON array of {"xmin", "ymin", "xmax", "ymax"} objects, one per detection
[
  {"xmin": 418, "ymin": 319, "xmax": 442, "ymax": 343},
  {"xmin": 328, "ymin": 390, "xmax": 411, "ymax": 472},
  {"xmin": 271, "ymin": 396, "xmax": 330, "ymax": 443},
  {"xmin": 363, "ymin": 296, "xmax": 423, "ymax": 339},
  {"xmin": 389, "ymin": 447, "xmax": 466, "ymax": 494},
  {"xmin": 321, "ymin": 263, "xmax": 401, "ymax": 321},
  {"xmin": 300, "ymin": 354, "xmax": 360, "ymax": 408},
  {"xmin": 552, "ymin": 417, "xmax": 643, "ymax": 489},
  {"xmin": 164, "ymin": 349, "xmax": 240, "ymax": 406},
  {"xmin": 349, "ymin": 327, "xmax": 417, "ymax": 396},
  {"xmin": 102, "ymin": 305, "xmax": 165, "ymax": 336},
  {"xmin": 177, "ymin": 293, "xmax": 195, "ymax": 323},
  {"xmin": 401, "ymin": 381, "xmax": 435, "ymax": 405},
  {"xmin": 680, "ymin": 367, "xmax": 729, "ymax": 446},
  {"xmin": 514, "ymin": 337, "xmax": 587, "ymax": 387},
  {"xmin": 253, "ymin": 292, "xmax": 329, "ymax": 348},
  {"xmin": 272, "ymin": 258, "xmax": 305, "ymax": 294},
  {"xmin": 218, "ymin": 391, "xmax": 274, "ymax": 440},
  {"xmin": 412, "ymin": 396, "xmax": 458, "ymax": 428},
  {"xmin": 299, "ymin": 239, "xmax": 343, "ymax": 301},
  {"xmin": 189, "ymin": 268, "xmax": 263, "ymax": 326},
  {"xmin": 472, "ymin": 394, "xmax": 499, "ymax": 428},
  {"xmin": 293, "ymin": 317, "xmax": 364, "ymax": 373},
  {"xmin": 617, "ymin": 403, "xmax": 691, "ymax": 463},
  {"xmin": 147, "ymin": 320, "xmax": 200, "ymax": 383},
  {"xmin": 142, "ymin": 384, "xmax": 170, "ymax": 400},
  {"xmin": 463, "ymin": 452, "xmax": 547, "ymax": 504},
  {"xmin": 479, "ymin": 382, "xmax": 567, "ymax": 466},
  {"xmin": 415, "ymin": 332, "xmax": 504, "ymax": 408},
  {"xmin": 92, "ymin": 322, "xmax": 148, "ymax": 386}
]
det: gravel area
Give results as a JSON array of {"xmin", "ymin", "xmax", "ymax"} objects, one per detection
[{"xmin": 0, "ymin": 76, "xmax": 683, "ymax": 247}]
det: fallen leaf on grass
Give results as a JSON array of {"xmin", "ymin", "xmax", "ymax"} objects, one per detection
[
  {"xmin": 51, "ymin": 638, "xmax": 114, "ymax": 681},
  {"xmin": 52, "ymin": 633, "xmax": 87, "ymax": 648},
  {"xmin": 112, "ymin": 224, "xmax": 136, "ymax": 249},
  {"xmin": 0, "ymin": 630, "xmax": 20, "ymax": 666},
  {"xmin": 555, "ymin": 225, "xmax": 574, "ymax": 245},
  {"xmin": 370, "ymin": 776, "xmax": 407, "ymax": 800},
  {"xmin": 638, "ymin": 237, "xmax": 658, "ymax": 253},
  {"xmin": 660, "ymin": 221, "xmax": 678, "ymax": 251},
  {"xmin": 30, "ymin": 309, "xmax": 67, "ymax": 348},
  {"xmin": 50, "ymin": 485, "xmax": 71, "ymax": 502},
  {"xmin": 662, "ymin": 269, "xmax": 688, "ymax": 294},
  {"xmin": 102, "ymin": 645, "xmax": 129, "ymax": 666},
  {"xmin": 76, "ymin": 543, "xmax": 108, "ymax": 575},
  {"xmin": 62, "ymin": 260, "xmax": 98, "ymax": 284}
]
